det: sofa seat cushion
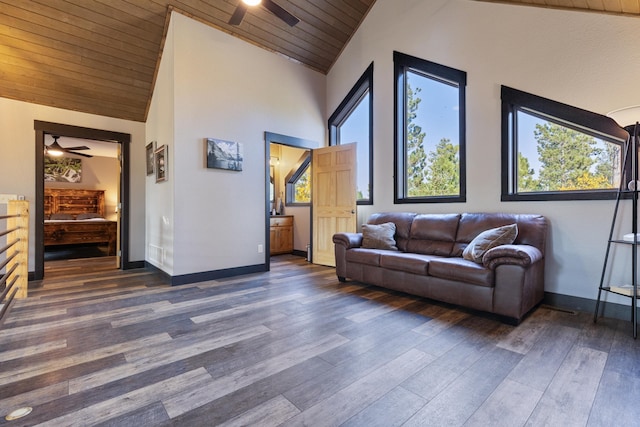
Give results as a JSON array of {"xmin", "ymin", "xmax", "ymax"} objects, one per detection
[
  {"xmin": 428, "ymin": 257, "xmax": 494, "ymax": 287},
  {"xmin": 379, "ymin": 252, "xmax": 436, "ymax": 275},
  {"xmin": 345, "ymin": 248, "xmax": 390, "ymax": 266}
]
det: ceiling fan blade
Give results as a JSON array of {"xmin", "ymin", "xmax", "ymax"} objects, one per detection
[
  {"xmin": 263, "ymin": 0, "xmax": 299, "ymax": 26},
  {"xmin": 63, "ymin": 146, "xmax": 90, "ymax": 151},
  {"xmin": 68, "ymin": 151, "xmax": 93, "ymax": 158},
  {"xmin": 229, "ymin": 3, "xmax": 248, "ymax": 25}
]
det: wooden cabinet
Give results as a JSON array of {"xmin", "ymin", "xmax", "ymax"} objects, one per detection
[{"xmin": 270, "ymin": 216, "xmax": 293, "ymax": 255}]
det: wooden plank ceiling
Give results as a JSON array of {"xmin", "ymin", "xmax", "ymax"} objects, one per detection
[
  {"xmin": 0, "ymin": 0, "xmax": 375, "ymax": 122},
  {"xmin": 0, "ymin": 0, "xmax": 637, "ymax": 123},
  {"xmin": 477, "ymin": 0, "xmax": 640, "ymax": 15}
]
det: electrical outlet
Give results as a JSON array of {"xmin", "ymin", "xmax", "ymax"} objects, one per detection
[{"xmin": 258, "ymin": 244, "xmax": 264, "ymax": 253}]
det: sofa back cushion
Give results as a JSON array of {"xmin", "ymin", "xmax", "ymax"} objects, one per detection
[
  {"xmin": 364, "ymin": 212, "xmax": 547, "ymax": 258},
  {"xmin": 406, "ymin": 213, "xmax": 461, "ymax": 256},
  {"xmin": 452, "ymin": 213, "xmax": 547, "ymax": 257},
  {"xmin": 367, "ymin": 212, "xmax": 417, "ymax": 252}
]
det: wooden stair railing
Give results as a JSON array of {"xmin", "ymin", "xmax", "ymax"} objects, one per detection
[{"xmin": 0, "ymin": 200, "xmax": 29, "ymax": 327}]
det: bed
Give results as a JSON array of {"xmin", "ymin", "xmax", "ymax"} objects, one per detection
[{"xmin": 44, "ymin": 188, "xmax": 117, "ymax": 256}]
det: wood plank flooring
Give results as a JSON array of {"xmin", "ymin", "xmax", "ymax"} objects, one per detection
[{"xmin": 0, "ymin": 255, "xmax": 639, "ymax": 426}]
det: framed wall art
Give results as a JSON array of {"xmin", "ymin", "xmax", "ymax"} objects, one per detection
[
  {"xmin": 44, "ymin": 157, "xmax": 82, "ymax": 183},
  {"xmin": 155, "ymin": 144, "xmax": 167, "ymax": 183},
  {"xmin": 146, "ymin": 141, "xmax": 155, "ymax": 175},
  {"xmin": 206, "ymin": 138, "xmax": 243, "ymax": 171}
]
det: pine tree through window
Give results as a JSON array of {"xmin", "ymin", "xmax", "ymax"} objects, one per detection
[
  {"xmin": 393, "ymin": 52, "xmax": 467, "ymax": 203},
  {"xmin": 501, "ymin": 86, "xmax": 628, "ymax": 201}
]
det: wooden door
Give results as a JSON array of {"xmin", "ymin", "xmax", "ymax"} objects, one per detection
[{"xmin": 312, "ymin": 143, "xmax": 357, "ymax": 266}]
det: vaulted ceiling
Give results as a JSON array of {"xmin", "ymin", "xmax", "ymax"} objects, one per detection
[
  {"xmin": 0, "ymin": 0, "xmax": 375, "ymax": 122},
  {"xmin": 481, "ymin": 0, "xmax": 640, "ymax": 15},
  {"xmin": 0, "ymin": 0, "xmax": 637, "ymax": 123}
]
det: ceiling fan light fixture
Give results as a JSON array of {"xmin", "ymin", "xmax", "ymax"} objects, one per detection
[
  {"xmin": 230, "ymin": 0, "xmax": 298, "ymax": 27},
  {"xmin": 46, "ymin": 139, "xmax": 64, "ymax": 156}
]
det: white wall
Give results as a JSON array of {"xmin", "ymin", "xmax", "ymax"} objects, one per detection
[
  {"xmin": 145, "ymin": 15, "xmax": 176, "ymax": 274},
  {"xmin": 146, "ymin": 11, "xmax": 325, "ymax": 276},
  {"xmin": 0, "ymin": 97, "xmax": 147, "ymax": 270},
  {"xmin": 328, "ymin": 0, "xmax": 640, "ymax": 304}
]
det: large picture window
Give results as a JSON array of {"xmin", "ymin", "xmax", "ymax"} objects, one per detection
[
  {"xmin": 329, "ymin": 63, "xmax": 373, "ymax": 204},
  {"xmin": 394, "ymin": 52, "xmax": 466, "ymax": 203},
  {"xmin": 501, "ymin": 86, "xmax": 629, "ymax": 201}
]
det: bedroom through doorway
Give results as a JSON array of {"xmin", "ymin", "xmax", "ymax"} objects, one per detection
[
  {"xmin": 43, "ymin": 138, "xmax": 119, "ymax": 269},
  {"xmin": 34, "ymin": 121, "xmax": 131, "ymax": 280}
]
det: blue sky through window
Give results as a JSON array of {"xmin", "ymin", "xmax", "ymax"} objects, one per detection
[
  {"xmin": 338, "ymin": 92, "xmax": 370, "ymax": 200},
  {"xmin": 406, "ymin": 71, "xmax": 459, "ymax": 156}
]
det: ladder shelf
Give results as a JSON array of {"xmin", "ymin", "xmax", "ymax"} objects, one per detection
[{"xmin": 594, "ymin": 122, "xmax": 639, "ymax": 338}]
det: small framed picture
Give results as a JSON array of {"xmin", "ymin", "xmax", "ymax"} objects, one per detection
[
  {"xmin": 206, "ymin": 138, "xmax": 243, "ymax": 171},
  {"xmin": 146, "ymin": 141, "xmax": 155, "ymax": 175},
  {"xmin": 155, "ymin": 144, "xmax": 167, "ymax": 183}
]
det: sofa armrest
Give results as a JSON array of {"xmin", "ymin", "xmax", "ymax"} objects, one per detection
[
  {"xmin": 333, "ymin": 232, "xmax": 363, "ymax": 249},
  {"xmin": 333, "ymin": 232, "xmax": 362, "ymax": 281},
  {"xmin": 490, "ymin": 244, "xmax": 545, "ymax": 323},
  {"xmin": 482, "ymin": 244, "xmax": 543, "ymax": 270}
]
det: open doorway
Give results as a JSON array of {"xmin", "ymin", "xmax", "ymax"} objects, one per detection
[
  {"xmin": 34, "ymin": 121, "xmax": 131, "ymax": 280},
  {"xmin": 43, "ymin": 136, "xmax": 119, "ymax": 264},
  {"xmin": 264, "ymin": 132, "xmax": 318, "ymax": 271}
]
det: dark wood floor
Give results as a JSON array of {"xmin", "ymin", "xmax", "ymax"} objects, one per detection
[{"xmin": 1, "ymin": 255, "xmax": 639, "ymax": 426}]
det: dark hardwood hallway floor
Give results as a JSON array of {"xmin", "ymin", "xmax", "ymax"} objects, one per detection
[{"xmin": 1, "ymin": 255, "xmax": 639, "ymax": 426}]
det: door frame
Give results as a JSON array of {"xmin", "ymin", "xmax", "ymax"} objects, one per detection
[
  {"xmin": 34, "ymin": 121, "xmax": 131, "ymax": 280},
  {"xmin": 264, "ymin": 132, "xmax": 319, "ymax": 271}
]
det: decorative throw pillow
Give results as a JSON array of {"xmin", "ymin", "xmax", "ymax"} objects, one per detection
[
  {"xmin": 362, "ymin": 222, "xmax": 398, "ymax": 251},
  {"xmin": 462, "ymin": 223, "xmax": 518, "ymax": 263}
]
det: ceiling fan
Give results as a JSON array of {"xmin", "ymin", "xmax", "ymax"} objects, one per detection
[
  {"xmin": 45, "ymin": 135, "xmax": 93, "ymax": 158},
  {"xmin": 229, "ymin": 0, "xmax": 299, "ymax": 27}
]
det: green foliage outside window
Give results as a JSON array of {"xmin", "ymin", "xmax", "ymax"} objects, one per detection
[
  {"xmin": 294, "ymin": 165, "xmax": 311, "ymax": 203},
  {"xmin": 517, "ymin": 119, "xmax": 621, "ymax": 193},
  {"xmin": 394, "ymin": 52, "xmax": 466, "ymax": 203},
  {"xmin": 405, "ymin": 83, "xmax": 460, "ymax": 197},
  {"xmin": 501, "ymin": 86, "xmax": 628, "ymax": 201}
]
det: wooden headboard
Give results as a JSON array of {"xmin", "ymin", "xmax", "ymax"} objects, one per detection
[{"xmin": 44, "ymin": 188, "xmax": 105, "ymax": 218}]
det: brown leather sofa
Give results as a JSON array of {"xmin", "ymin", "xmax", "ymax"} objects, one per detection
[{"xmin": 333, "ymin": 212, "xmax": 548, "ymax": 324}]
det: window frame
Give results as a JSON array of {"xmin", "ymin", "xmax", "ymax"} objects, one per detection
[
  {"xmin": 328, "ymin": 62, "xmax": 374, "ymax": 205},
  {"xmin": 393, "ymin": 51, "xmax": 467, "ymax": 204},
  {"xmin": 285, "ymin": 152, "xmax": 311, "ymax": 206},
  {"xmin": 501, "ymin": 86, "xmax": 630, "ymax": 202}
]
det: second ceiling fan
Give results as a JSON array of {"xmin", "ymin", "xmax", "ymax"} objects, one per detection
[
  {"xmin": 229, "ymin": 0, "xmax": 299, "ymax": 27},
  {"xmin": 45, "ymin": 135, "xmax": 93, "ymax": 158}
]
